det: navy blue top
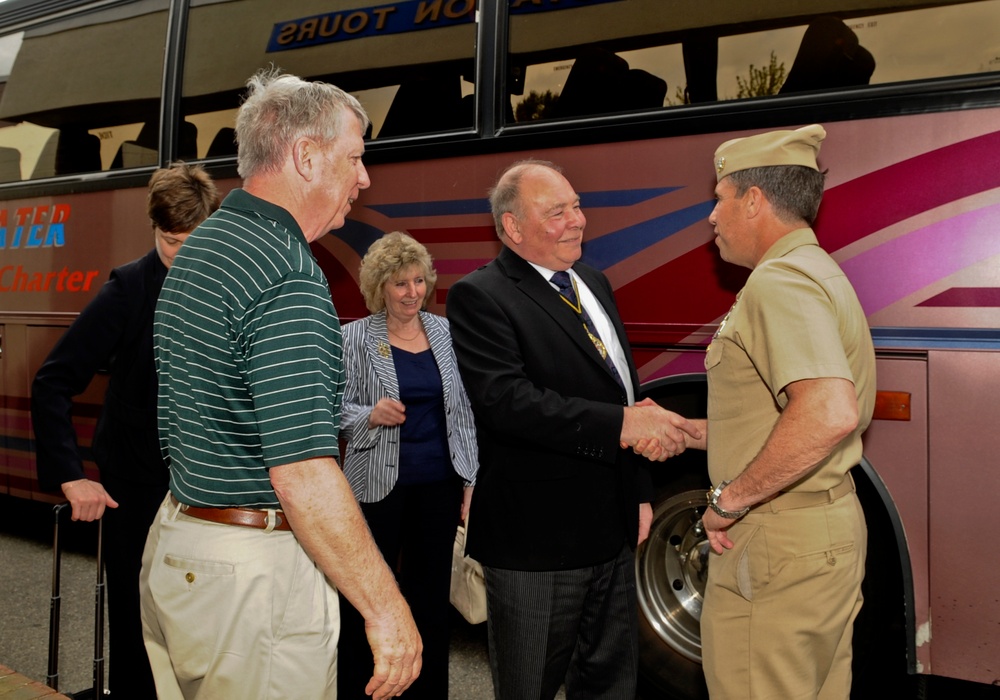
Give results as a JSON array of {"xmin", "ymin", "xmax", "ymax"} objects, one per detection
[{"xmin": 392, "ymin": 346, "xmax": 451, "ymax": 484}]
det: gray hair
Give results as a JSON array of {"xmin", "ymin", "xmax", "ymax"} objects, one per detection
[
  {"xmin": 235, "ymin": 67, "xmax": 370, "ymax": 179},
  {"xmin": 487, "ymin": 159, "xmax": 562, "ymax": 238},
  {"xmin": 726, "ymin": 165, "xmax": 826, "ymax": 226}
]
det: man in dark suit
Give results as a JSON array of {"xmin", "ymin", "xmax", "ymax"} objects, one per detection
[
  {"xmin": 447, "ymin": 159, "xmax": 700, "ymax": 699},
  {"xmin": 31, "ymin": 162, "xmax": 219, "ymax": 698}
]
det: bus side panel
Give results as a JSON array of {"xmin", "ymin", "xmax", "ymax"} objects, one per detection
[
  {"xmin": 0, "ymin": 323, "xmax": 36, "ymax": 498},
  {"xmin": 0, "ymin": 321, "xmax": 108, "ymax": 500},
  {"xmin": 0, "ymin": 187, "xmax": 151, "ymax": 498},
  {"xmin": 860, "ymin": 356, "xmax": 930, "ymax": 674},
  {"xmin": 927, "ymin": 350, "xmax": 1000, "ymax": 684},
  {"xmin": 0, "ymin": 190, "xmax": 150, "ymax": 313},
  {"xmin": 0, "ymin": 323, "xmax": 6, "ymax": 495},
  {"xmin": 335, "ymin": 109, "xmax": 1000, "ymax": 346}
]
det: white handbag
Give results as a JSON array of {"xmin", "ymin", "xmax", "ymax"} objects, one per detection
[{"xmin": 449, "ymin": 517, "xmax": 487, "ymax": 624}]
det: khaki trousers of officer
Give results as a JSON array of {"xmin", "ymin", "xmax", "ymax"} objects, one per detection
[
  {"xmin": 140, "ymin": 495, "xmax": 340, "ymax": 699},
  {"xmin": 701, "ymin": 490, "xmax": 866, "ymax": 699}
]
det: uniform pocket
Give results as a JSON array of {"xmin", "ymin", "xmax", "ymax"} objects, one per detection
[
  {"xmin": 712, "ymin": 523, "xmax": 768, "ymax": 602},
  {"xmin": 705, "ymin": 341, "xmax": 742, "ymax": 419},
  {"xmin": 793, "ymin": 542, "xmax": 856, "ymax": 567}
]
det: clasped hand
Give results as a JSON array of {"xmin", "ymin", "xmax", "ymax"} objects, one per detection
[{"xmin": 620, "ymin": 398, "xmax": 702, "ymax": 462}]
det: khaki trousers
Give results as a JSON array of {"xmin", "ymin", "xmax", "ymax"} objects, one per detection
[
  {"xmin": 139, "ymin": 495, "xmax": 340, "ymax": 699},
  {"xmin": 701, "ymin": 490, "xmax": 867, "ymax": 699}
]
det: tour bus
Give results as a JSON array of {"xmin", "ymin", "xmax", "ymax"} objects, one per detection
[{"xmin": 1, "ymin": 0, "xmax": 998, "ymax": 695}]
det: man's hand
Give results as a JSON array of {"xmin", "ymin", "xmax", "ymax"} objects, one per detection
[
  {"xmin": 620, "ymin": 399, "xmax": 703, "ymax": 462},
  {"xmin": 272, "ymin": 458, "xmax": 423, "ymax": 699},
  {"xmin": 461, "ymin": 485, "xmax": 474, "ymax": 524},
  {"xmin": 638, "ymin": 502, "xmax": 653, "ymax": 545},
  {"xmin": 364, "ymin": 603, "xmax": 423, "ymax": 699},
  {"xmin": 61, "ymin": 479, "xmax": 118, "ymax": 522},
  {"xmin": 701, "ymin": 509, "xmax": 736, "ymax": 554}
]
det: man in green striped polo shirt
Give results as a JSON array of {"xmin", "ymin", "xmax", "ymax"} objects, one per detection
[{"xmin": 140, "ymin": 69, "xmax": 421, "ymax": 700}]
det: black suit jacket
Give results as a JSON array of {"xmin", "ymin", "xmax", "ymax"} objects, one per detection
[
  {"xmin": 32, "ymin": 248, "xmax": 169, "ymax": 491},
  {"xmin": 446, "ymin": 246, "xmax": 650, "ymax": 570}
]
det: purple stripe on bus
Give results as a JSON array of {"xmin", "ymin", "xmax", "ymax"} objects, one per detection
[
  {"xmin": 917, "ymin": 288, "xmax": 1000, "ymax": 308},
  {"xmin": 817, "ymin": 130, "xmax": 1000, "ymax": 251},
  {"xmin": 840, "ymin": 202, "xmax": 1000, "ymax": 315}
]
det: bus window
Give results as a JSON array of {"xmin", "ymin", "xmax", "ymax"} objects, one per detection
[
  {"xmin": 181, "ymin": 0, "xmax": 477, "ymax": 150},
  {"xmin": 0, "ymin": 0, "xmax": 169, "ymax": 179},
  {"xmin": 507, "ymin": 0, "xmax": 1000, "ymax": 120}
]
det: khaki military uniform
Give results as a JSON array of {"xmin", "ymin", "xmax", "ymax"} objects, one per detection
[{"xmin": 702, "ymin": 228, "xmax": 876, "ymax": 699}]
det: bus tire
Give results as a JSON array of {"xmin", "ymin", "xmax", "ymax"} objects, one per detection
[
  {"xmin": 637, "ymin": 375, "xmax": 711, "ymax": 698},
  {"xmin": 636, "ymin": 488, "xmax": 710, "ymax": 699},
  {"xmin": 849, "ymin": 462, "xmax": 915, "ymax": 699}
]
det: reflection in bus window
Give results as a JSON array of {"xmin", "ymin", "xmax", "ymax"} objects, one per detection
[
  {"xmin": 181, "ymin": 0, "xmax": 477, "ymax": 151},
  {"xmin": 0, "ymin": 1, "xmax": 169, "ymax": 180},
  {"xmin": 509, "ymin": 0, "xmax": 1000, "ymax": 122}
]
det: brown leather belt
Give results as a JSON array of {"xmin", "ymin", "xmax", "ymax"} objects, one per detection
[
  {"xmin": 752, "ymin": 475, "xmax": 855, "ymax": 514},
  {"xmin": 172, "ymin": 495, "xmax": 291, "ymax": 531}
]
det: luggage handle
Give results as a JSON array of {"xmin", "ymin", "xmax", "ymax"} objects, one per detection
[{"xmin": 47, "ymin": 502, "xmax": 106, "ymax": 697}]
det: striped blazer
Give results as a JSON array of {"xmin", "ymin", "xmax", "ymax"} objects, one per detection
[{"xmin": 341, "ymin": 310, "xmax": 479, "ymax": 502}]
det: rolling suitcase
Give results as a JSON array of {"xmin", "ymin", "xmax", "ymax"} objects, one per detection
[{"xmin": 46, "ymin": 502, "xmax": 108, "ymax": 699}]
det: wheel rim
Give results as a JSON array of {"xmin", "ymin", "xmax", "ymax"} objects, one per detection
[{"xmin": 636, "ymin": 489, "xmax": 710, "ymax": 663}]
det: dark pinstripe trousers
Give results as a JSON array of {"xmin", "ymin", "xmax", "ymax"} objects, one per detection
[{"xmin": 482, "ymin": 545, "xmax": 638, "ymax": 700}]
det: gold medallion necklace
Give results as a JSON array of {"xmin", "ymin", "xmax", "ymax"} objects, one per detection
[{"xmin": 556, "ymin": 276, "xmax": 610, "ymax": 360}]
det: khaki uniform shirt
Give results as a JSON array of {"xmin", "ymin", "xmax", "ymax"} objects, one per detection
[{"xmin": 705, "ymin": 228, "xmax": 876, "ymax": 491}]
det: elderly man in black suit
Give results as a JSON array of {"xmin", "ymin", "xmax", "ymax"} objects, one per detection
[{"xmin": 446, "ymin": 159, "xmax": 700, "ymax": 699}]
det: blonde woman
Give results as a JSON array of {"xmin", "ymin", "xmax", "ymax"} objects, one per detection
[{"xmin": 338, "ymin": 231, "xmax": 478, "ymax": 699}]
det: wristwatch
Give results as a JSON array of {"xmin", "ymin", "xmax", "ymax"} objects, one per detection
[{"xmin": 706, "ymin": 480, "xmax": 750, "ymax": 520}]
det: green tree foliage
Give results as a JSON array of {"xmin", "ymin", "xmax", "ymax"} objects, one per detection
[
  {"xmin": 667, "ymin": 84, "xmax": 690, "ymax": 106},
  {"xmin": 515, "ymin": 90, "xmax": 559, "ymax": 121},
  {"xmin": 736, "ymin": 51, "xmax": 786, "ymax": 98}
]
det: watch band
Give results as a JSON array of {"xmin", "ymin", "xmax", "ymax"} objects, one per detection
[{"xmin": 706, "ymin": 480, "xmax": 750, "ymax": 520}]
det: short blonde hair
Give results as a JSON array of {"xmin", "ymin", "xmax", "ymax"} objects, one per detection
[{"xmin": 359, "ymin": 231, "xmax": 437, "ymax": 313}]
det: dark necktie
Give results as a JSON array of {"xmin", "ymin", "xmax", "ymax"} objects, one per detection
[{"xmin": 551, "ymin": 270, "xmax": 625, "ymax": 389}]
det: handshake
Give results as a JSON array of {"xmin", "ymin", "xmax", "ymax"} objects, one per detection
[{"xmin": 620, "ymin": 398, "xmax": 704, "ymax": 462}]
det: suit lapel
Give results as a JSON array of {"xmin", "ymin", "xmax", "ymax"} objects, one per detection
[
  {"xmin": 365, "ymin": 312, "xmax": 399, "ymax": 399},
  {"xmin": 424, "ymin": 312, "xmax": 454, "ymax": 405},
  {"xmin": 497, "ymin": 247, "xmax": 616, "ymax": 374}
]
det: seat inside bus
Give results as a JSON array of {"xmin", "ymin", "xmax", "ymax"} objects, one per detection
[
  {"xmin": 55, "ymin": 128, "xmax": 101, "ymax": 175},
  {"xmin": 780, "ymin": 16, "xmax": 876, "ymax": 94},
  {"xmin": 0, "ymin": 146, "xmax": 21, "ymax": 182},
  {"xmin": 549, "ymin": 47, "xmax": 666, "ymax": 119},
  {"xmin": 110, "ymin": 120, "xmax": 198, "ymax": 169}
]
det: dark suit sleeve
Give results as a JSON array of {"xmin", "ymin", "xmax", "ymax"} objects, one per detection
[
  {"xmin": 31, "ymin": 268, "xmax": 132, "ymax": 491},
  {"xmin": 447, "ymin": 274, "xmax": 624, "ymax": 465}
]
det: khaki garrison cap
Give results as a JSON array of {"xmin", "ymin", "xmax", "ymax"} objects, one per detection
[{"xmin": 713, "ymin": 124, "xmax": 826, "ymax": 182}]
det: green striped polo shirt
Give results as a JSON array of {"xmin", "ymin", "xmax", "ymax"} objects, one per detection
[{"xmin": 154, "ymin": 189, "xmax": 344, "ymax": 507}]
